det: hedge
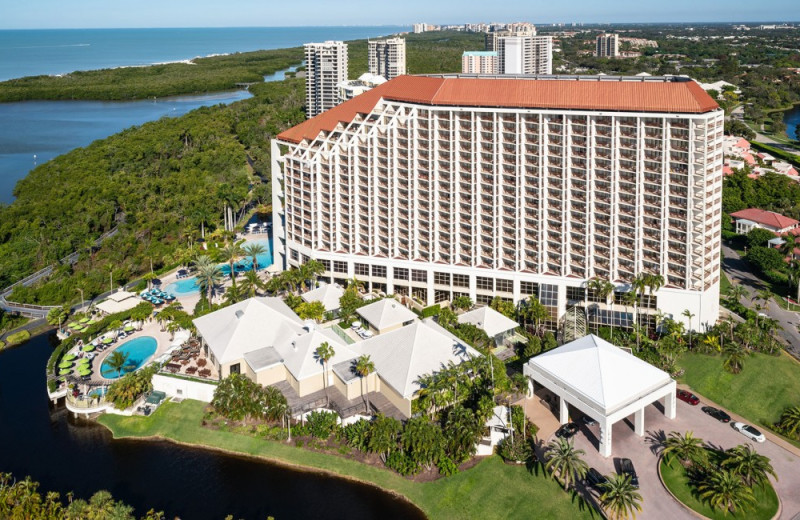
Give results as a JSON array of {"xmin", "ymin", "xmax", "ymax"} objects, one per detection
[
  {"xmin": 5, "ymin": 330, "xmax": 30, "ymax": 346},
  {"xmin": 750, "ymin": 141, "xmax": 800, "ymax": 169},
  {"xmin": 418, "ymin": 304, "xmax": 441, "ymax": 319}
]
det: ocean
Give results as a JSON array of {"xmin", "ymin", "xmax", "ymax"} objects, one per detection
[
  {"xmin": 0, "ymin": 26, "xmax": 408, "ymax": 81},
  {"xmin": 0, "ymin": 26, "xmax": 407, "ymax": 202}
]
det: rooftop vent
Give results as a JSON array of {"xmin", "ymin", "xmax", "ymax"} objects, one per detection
[
  {"xmin": 235, "ymin": 310, "xmax": 244, "ymax": 319},
  {"xmin": 291, "ymin": 340, "xmax": 297, "ymax": 351}
]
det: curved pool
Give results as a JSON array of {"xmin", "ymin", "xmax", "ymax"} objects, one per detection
[
  {"xmin": 165, "ymin": 277, "xmax": 200, "ymax": 295},
  {"xmin": 100, "ymin": 336, "xmax": 157, "ymax": 379}
]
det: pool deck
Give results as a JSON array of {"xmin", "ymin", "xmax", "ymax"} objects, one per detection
[{"xmin": 64, "ymin": 321, "xmax": 174, "ymax": 388}]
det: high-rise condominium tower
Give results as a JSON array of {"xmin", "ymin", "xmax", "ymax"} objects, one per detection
[
  {"xmin": 596, "ymin": 34, "xmax": 619, "ymax": 57},
  {"xmin": 273, "ymin": 75, "xmax": 723, "ymax": 330},
  {"xmin": 304, "ymin": 41, "xmax": 348, "ymax": 119},
  {"xmin": 368, "ymin": 38, "xmax": 406, "ymax": 80},
  {"xmin": 496, "ymin": 35, "xmax": 553, "ymax": 75}
]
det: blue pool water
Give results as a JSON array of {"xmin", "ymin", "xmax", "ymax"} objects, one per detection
[
  {"xmin": 100, "ymin": 336, "xmax": 157, "ymax": 379},
  {"xmin": 166, "ymin": 238, "xmax": 273, "ymax": 295},
  {"xmin": 89, "ymin": 387, "xmax": 108, "ymax": 398}
]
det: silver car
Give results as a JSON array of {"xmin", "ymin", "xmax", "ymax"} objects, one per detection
[{"xmin": 732, "ymin": 422, "xmax": 766, "ymax": 443}]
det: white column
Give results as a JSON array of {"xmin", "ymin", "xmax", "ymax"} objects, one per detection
[
  {"xmin": 665, "ymin": 390, "xmax": 677, "ymax": 419},
  {"xmin": 634, "ymin": 407, "xmax": 645, "ymax": 437},
  {"xmin": 526, "ymin": 378, "xmax": 534, "ymax": 399},
  {"xmin": 599, "ymin": 418, "xmax": 613, "ymax": 458},
  {"xmin": 469, "ymin": 274, "xmax": 477, "ymax": 304},
  {"xmin": 426, "ymin": 270, "xmax": 435, "ymax": 307},
  {"xmin": 559, "ymin": 395, "xmax": 569, "ymax": 424},
  {"xmin": 386, "ymin": 265, "xmax": 394, "ymax": 295}
]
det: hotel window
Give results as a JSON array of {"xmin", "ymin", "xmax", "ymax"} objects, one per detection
[
  {"xmin": 453, "ymin": 274, "xmax": 469, "ymax": 288},
  {"xmin": 566, "ymin": 286, "xmax": 586, "ymax": 302},
  {"xmin": 333, "ymin": 261, "xmax": 348, "ymax": 274},
  {"xmin": 476, "ymin": 294, "xmax": 492, "ymax": 305},
  {"xmin": 412, "ymin": 269, "xmax": 428, "ymax": 283},
  {"xmin": 520, "ymin": 281, "xmax": 539, "ymax": 297},
  {"xmin": 495, "ymin": 278, "xmax": 512, "ymax": 293},
  {"xmin": 394, "ymin": 267, "xmax": 409, "ymax": 280},
  {"xmin": 318, "ymin": 259, "xmax": 331, "ymax": 272},
  {"xmin": 290, "ymin": 249, "xmax": 299, "ymax": 261},
  {"xmin": 371, "ymin": 265, "xmax": 387, "ymax": 278},
  {"xmin": 229, "ymin": 363, "xmax": 240, "ymax": 375},
  {"xmin": 301, "ymin": 254, "xmax": 310, "ymax": 264},
  {"xmin": 434, "ymin": 272, "xmax": 451, "ymax": 285},
  {"xmin": 354, "ymin": 263, "xmax": 370, "ymax": 277},
  {"xmin": 476, "ymin": 277, "xmax": 493, "ymax": 291},
  {"xmin": 539, "ymin": 284, "xmax": 558, "ymax": 306}
]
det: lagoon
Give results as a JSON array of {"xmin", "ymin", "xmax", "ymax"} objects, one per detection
[{"xmin": 0, "ymin": 334, "xmax": 424, "ymax": 519}]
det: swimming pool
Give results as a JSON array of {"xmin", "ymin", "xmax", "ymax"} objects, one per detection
[
  {"xmin": 100, "ymin": 336, "xmax": 158, "ymax": 379},
  {"xmin": 166, "ymin": 277, "xmax": 200, "ymax": 295}
]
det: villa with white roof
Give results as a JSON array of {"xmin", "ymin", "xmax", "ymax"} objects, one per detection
[{"xmin": 193, "ymin": 296, "xmax": 481, "ymax": 419}]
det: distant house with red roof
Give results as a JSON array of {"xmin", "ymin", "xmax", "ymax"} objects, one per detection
[{"xmin": 731, "ymin": 208, "xmax": 799, "ymax": 235}]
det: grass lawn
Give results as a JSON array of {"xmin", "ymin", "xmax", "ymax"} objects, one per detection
[
  {"xmin": 679, "ymin": 351, "xmax": 800, "ymax": 428},
  {"xmin": 659, "ymin": 458, "xmax": 778, "ymax": 520},
  {"xmin": 719, "ymin": 270, "xmax": 732, "ymax": 296},
  {"xmin": 99, "ymin": 400, "xmax": 598, "ymax": 520}
]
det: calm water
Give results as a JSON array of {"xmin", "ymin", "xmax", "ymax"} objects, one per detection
[
  {"xmin": 0, "ymin": 333, "xmax": 425, "ymax": 520},
  {"xmin": 0, "ymin": 27, "xmax": 408, "ymax": 81},
  {"xmin": 785, "ymin": 105, "xmax": 800, "ymax": 141},
  {"xmin": 0, "ymin": 90, "xmax": 251, "ymax": 203}
]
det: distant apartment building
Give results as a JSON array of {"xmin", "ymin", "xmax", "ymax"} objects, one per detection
[
  {"xmin": 368, "ymin": 38, "xmax": 406, "ymax": 80},
  {"xmin": 338, "ymin": 73, "xmax": 387, "ymax": 103},
  {"xmin": 496, "ymin": 35, "xmax": 553, "ymax": 75},
  {"xmin": 462, "ymin": 51, "xmax": 499, "ymax": 74},
  {"xmin": 304, "ymin": 41, "xmax": 348, "ymax": 119},
  {"xmin": 413, "ymin": 23, "xmax": 430, "ymax": 34},
  {"xmin": 272, "ymin": 74, "xmax": 724, "ymax": 331},
  {"xmin": 596, "ymin": 34, "xmax": 619, "ymax": 58}
]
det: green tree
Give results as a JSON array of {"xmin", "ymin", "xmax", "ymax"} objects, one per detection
[
  {"xmin": 196, "ymin": 261, "xmax": 223, "ymax": 304},
  {"xmin": 367, "ymin": 414, "xmax": 402, "ymax": 463},
  {"xmin": 46, "ymin": 305, "xmax": 69, "ymax": 330},
  {"xmin": 239, "ymin": 270, "xmax": 265, "ymax": 298},
  {"xmin": 442, "ymin": 405, "xmax": 481, "ymax": 464},
  {"xmin": 544, "ymin": 437, "xmax": 589, "ymax": 490},
  {"xmin": 241, "ymin": 242, "xmax": 266, "ymax": 272},
  {"xmin": 401, "ymin": 416, "xmax": 444, "ymax": 471},
  {"xmin": 354, "ymin": 354, "xmax": 375, "ymax": 414},
  {"xmin": 452, "ymin": 295, "xmax": 473, "ymax": 311},
  {"xmin": 746, "ymin": 227, "xmax": 777, "ymax": 248},
  {"xmin": 777, "ymin": 405, "xmax": 800, "ymax": 438},
  {"xmin": 722, "ymin": 444, "xmax": 777, "ymax": 488},
  {"xmin": 296, "ymin": 301, "xmax": 326, "ymax": 322},
  {"xmin": 490, "ymin": 297, "xmax": 515, "ymax": 319},
  {"xmin": 105, "ymin": 350, "xmax": 131, "ymax": 378},
  {"xmin": 723, "ymin": 343, "xmax": 748, "ymax": 374},
  {"xmin": 599, "ymin": 473, "xmax": 643, "ymax": 520},
  {"xmin": 661, "ymin": 431, "xmax": 707, "ymax": 467},
  {"xmin": 220, "ymin": 240, "xmax": 244, "ymax": 287},
  {"xmin": 314, "ymin": 341, "xmax": 335, "ymax": 406},
  {"xmin": 338, "ymin": 285, "xmax": 363, "ymax": 323},
  {"xmin": 698, "ymin": 469, "xmax": 756, "ymax": 515}
]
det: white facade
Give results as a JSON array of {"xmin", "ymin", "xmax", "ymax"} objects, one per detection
[
  {"xmin": 368, "ymin": 38, "xmax": 406, "ymax": 80},
  {"xmin": 304, "ymin": 41, "xmax": 348, "ymax": 119},
  {"xmin": 497, "ymin": 35, "xmax": 553, "ymax": 75},
  {"xmin": 272, "ymin": 75, "xmax": 724, "ymax": 331}
]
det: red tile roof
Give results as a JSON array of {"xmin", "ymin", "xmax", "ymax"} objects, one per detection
[
  {"xmin": 731, "ymin": 208, "xmax": 799, "ymax": 230},
  {"xmin": 278, "ymin": 76, "xmax": 720, "ymax": 144}
]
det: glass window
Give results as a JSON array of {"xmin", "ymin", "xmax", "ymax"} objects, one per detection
[
  {"xmin": 229, "ymin": 363, "xmax": 240, "ymax": 375},
  {"xmin": 354, "ymin": 263, "xmax": 369, "ymax": 276},
  {"xmin": 453, "ymin": 274, "xmax": 469, "ymax": 288},
  {"xmin": 371, "ymin": 265, "xmax": 387, "ymax": 278},
  {"xmin": 495, "ymin": 278, "xmax": 513, "ymax": 293},
  {"xmin": 520, "ymin": 281, "xmax": 538, "ymax": 297},
  {"xmin": 434, "ymin": 272, "xmax": 451, "ymax": 285},
  {"xmin": 566, "ymin": 286, "xmax": 586, "ymax": 302},
  {"xmin": 394, "ymin": 267, "xmax": 409, "ymax": 280},
  {"xmin": 412, "ymin": 269, "xmax": 428, "ymax": 283},
  {"xmin": 333, "ymin": 261, "xmax": 348, "ymax": 274},
  {"xmin": 539, "ymin": 284, "xmax": 558, "ymax": 306},
  {"xmin": 476, "ymin": 277, "xmax": 493, "ymax": 291}
]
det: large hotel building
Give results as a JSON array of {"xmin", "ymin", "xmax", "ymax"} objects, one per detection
[{"xmin": 272, "ymin": 75, "xmax": 723, "ymax": 330}]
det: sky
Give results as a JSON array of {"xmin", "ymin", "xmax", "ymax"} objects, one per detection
[{"xmin": 2, "ymin": 0, "xmax": 800, "ymax": 29}]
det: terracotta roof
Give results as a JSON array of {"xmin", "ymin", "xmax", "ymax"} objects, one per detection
[
  {"xmin": 731, "ymin": 208, "xmax": 799, "ymax": 230},
  {"xmin": 278, "ymin": 75, "xmax": 719, "ymax": 144}
]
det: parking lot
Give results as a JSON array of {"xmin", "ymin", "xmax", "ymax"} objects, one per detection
[{"xmin": 531, "ymin": 387, "xmax": 800, "ymax": 519}]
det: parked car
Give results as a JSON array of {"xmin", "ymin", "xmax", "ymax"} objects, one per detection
[
  {"xmin": 676, "ymin": 389, "xmax": 700, "ymax": 406},
  {"xmin": 701, "ymin": 406, "xmax": 731, "ymax": 423},
  {"xmin": 586, "ymin": 468, "xmax": 608, "ymax": 490},
  {"xmin": 732, "ymin": 422, "xmax": 766, "ymax": 443},
  {"xmin": 555, "ymin": 422, "xmax": 580, "ymax": 439},
  {"xmin": 581, "ymin": 415, "xmax": 598, "ymax": 427},
  {"xmin": 618, "ymin": 458, "xmax": 639, "ymax": 488}
]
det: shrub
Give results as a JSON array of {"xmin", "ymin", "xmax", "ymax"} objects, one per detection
[
  {"xmin": 497, "ymin": 434, "xmax": 533, "ymax": 463},
  {"xmin": 419, "ymin": 304, "xmax": 441, "ymax": 318},
  {"xmin": 341, "ymin": 419, "xmax": 371, "ymax": 451},
  {"xmin": 306, "ymin": 410, "xmax": 339, "ymax": 440},
  {"xmin": 437, "ymin": 456, "xmax": 459, "ymax": 476},
  {"xmin": 106, "ymin": 364, "xmax": 159, "ymax": 410},
  {"xmin": 5, "ymin": 330, "xmax": 30, "ymax": 346},
  {"xmin": 386, "ymin": 451, "xmax": 421, "ymax": 476}
]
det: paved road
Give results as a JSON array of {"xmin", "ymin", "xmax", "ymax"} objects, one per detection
[
  {"xmin": 538, "ymin": 394, "xmax": 800, "ymax": 520},
  {"xmin": 0, "ymin": 318, "xmax": 50, "ymax": 344},
  {"xmin": 720, "ymin": 243, "xmax": 800, "ymax": 359}
]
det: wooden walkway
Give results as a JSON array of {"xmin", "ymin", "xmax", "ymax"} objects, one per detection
[{"xmin": 271, "ymin": 381, "xmax": 406, "ymax": 421}]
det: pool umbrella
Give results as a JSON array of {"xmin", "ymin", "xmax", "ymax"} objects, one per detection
[
  {"xmin": 79, "ymin": 317, "xmax": 90, "ymax": 324},
  {"xmin": 102, "ymin": 337, "xmax": 113, "ymax": 344},
  {"xmin": 76, "ymin": 326, "xmax": 88, "ymax": 333},
  {"xmin": 81, "ymin": 344, "xmax": 95, "ymax": 352},
  {"xmin": 77, "ymin": 358, "xmax": 90, "ymax": 364},
  {"xmin": 58, "ymin": 360, "xmax": 74, "ymax": 369},
  {"xmin": 59, "ymin": 368, "xmax": 73, "ymax": 376},
  {"xmin": 62, "ymin": 353, "xmax": 77, "ymax": 361},
  {"xmin": 78, "ymin": 369, "xmax": 92, "ymax": 377},
  {"xmin": 152, "ymin": 278, "xmax": 162, "ymax": 286},
  {"xmin": 123, "ymin": 325, "xmax": 135, "ymax": 332},
  {"xmin": 68, "ymin": 322, "xmax": 79, "ymax": 328}
]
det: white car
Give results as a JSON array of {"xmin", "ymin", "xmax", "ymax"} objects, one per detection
[{"xmin": 732, "ymin": 422, "xmax": 766, "ymax": 443}]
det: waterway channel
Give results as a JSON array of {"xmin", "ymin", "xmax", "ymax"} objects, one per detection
[{"xmin": 0, "ymin": 333, "xmax": 425, "ymax": 519}]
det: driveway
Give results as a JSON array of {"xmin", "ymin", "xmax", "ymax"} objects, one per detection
[
  {"xmin": 721, "ymin": 243, "xmax": 800, "ymax": 360},
  {"xmin": 536, "ymin": 394, "xmax": 800, "ymax": 519}
]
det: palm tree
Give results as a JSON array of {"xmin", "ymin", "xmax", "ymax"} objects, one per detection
[
  {"xmin": 105, "ymin": 350, "xmax": 130, "ymax": 378},
  {"xmin": 46, "ymin": 305, "xmax": 69, "ymax": 331},
  {"xmin": 314, "ymin": 341, "xmax": 335, "ymax": 406},
  {"xmin": 682, "ymin": 309, "xmax": 696, "ymax": 347},
  {"xmin": 589, "ymin": 279, "xmax": 615, "ymax": 337},
  {"xmin": 723, "ymin": 343, "xmax": 747, "ymax": 374},
  {"xmin": 725, "ymin": 283, "xmax": 747, "ymax": 308},
  {"xmin": 779, "ymin": 234, "xmax": 796, "ymax": 260},
  {"xmin": 221, "ymin": 240, "xmax": 244, "ymax": 287},
  {"xmin": 544, "ymin": 437, "xmax": 589, "ymax": 490},
  {"xmin": 661, "ymin": 430, "xmax": 707, "ymax": 467},
  {"xmin": 599, "ymin": 473, "xmax": 643, "ymax": 520},
  {"xmin": 698, "ymin": 469, "xmax": 756, "ymax": 515},
  {"xmin": 348, "ymin": 277, "xmax": 365, "ymax": 293},
  {"xmin": 778, "ymin": 405, "xmax": 800, "ymax": 438},
  {"xmin": 622, "ymin": 290, "xmax": 639, "ymax": 346},
  {"xmin": 722, "ymin": 444, "xmax": 777, "ymax": 488},
  {"xmin": 304, "ymin": 259, "xmax": 325, "ymax": 288},
  {"xmin": 196, "ymin": 263, "xmax": 223, "ymax": 305},
  {"xmin": 241, "ymin": 242, "xmax": 267, "ymax": 272},
  {"xmin": 239, "ymin": 270, "xmax": 265, "ymax": 298},
  {"xmin": 354, "ymin": 354, "xmax": 375, "ymax": 414}
]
